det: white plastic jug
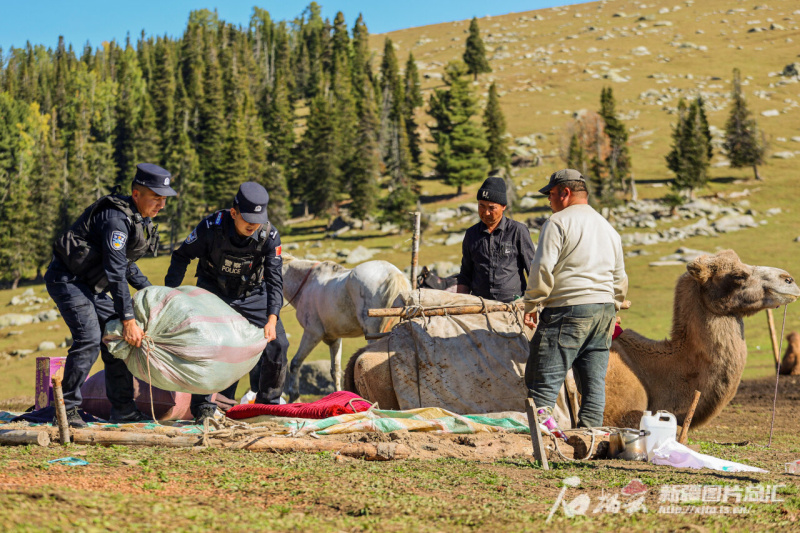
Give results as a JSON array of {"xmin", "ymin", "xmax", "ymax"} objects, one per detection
[{"xmin": 639, "ymin": 410, "xmax": 678, "ymax": 460}]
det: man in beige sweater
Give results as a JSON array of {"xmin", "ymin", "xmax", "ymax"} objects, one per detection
[{"xmin": 523, "ymin": 169, "xmax": 628, "ymax": 428}]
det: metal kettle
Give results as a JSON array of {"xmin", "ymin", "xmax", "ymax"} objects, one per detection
[{"xmin": 608, "ymin": 428, "xmax": 650, "ymax": 461}]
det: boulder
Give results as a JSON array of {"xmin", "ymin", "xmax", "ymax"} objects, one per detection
[
  {"xmin": 0, "ymin": 314, "xmax": 35, "ymax": 327},
  {"xmin": 519, "ymin": 196, "xmax": 539, "ymax": 210},
  {"xmin": 297, "ymin": 359, "xmax": 335, "ymax": 396},
  {"xmin": 37, "ymin": 341, "xmax": 57, "ymax": 352},
  {"xmin": 37, "ymin": 310, "xmax": 59, "ymax": 323},
  {"xmin": 712, "ymin": 215, "xmax": 758, "ymax": 233},
  {"xmin": 772, "ymin": 151, "xmax": 795, "ymax": 159},
  {"xmin": 345, "ymin": 246, "xmax": 378, "ymax": 264},
  {"xmin": 444, "ymin": 232, "xmax": 466, "ymax": 247}
]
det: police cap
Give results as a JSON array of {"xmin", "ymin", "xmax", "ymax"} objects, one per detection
[
  {"xmin": 234, "ymin": 182, "xmax": 270, "ymax": 224},
  {"xmin": 133, "ymin": 163, "xmax": 177, "ymax": 196}
]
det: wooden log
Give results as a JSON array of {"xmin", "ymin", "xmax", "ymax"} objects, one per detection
[
  {"xmin": 767, "ymin": 309, "xmax": 781, "ymax": 371},
  {"xmin": 524, "ymin": 398, "xmax": 549, "ymax": 469},
  {"xmin": 51, "ymin": 376, "xmax": 70, "ymax": 445},
  {"xmin": 0, "ymin": 430, "xmax": 51, "ymax": 447},
  {"xmin": 678, "ymin": 390, "xmax": 702, "ymax": 445},
  {"xmin": 410, "ymin": 212, "xmax": 420, "ymax": 289},
  {"xmin": 236, "ymin": 436, "xmax": 411, "ymax": 461},
  {"xmin": 71, "ymin": 429, "xmax": 207, "ymax": 448},
  {"xmin": 368, "ymin": 303, "xmax": 521, "ymax": 318}
]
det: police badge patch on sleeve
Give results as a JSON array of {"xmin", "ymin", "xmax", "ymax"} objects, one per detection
[
  {"xmin": 186, "ymin": 229, "xmax": 198, "ymax": 244},
  {"xmin": 110, "ymin": 231, "xmax": 127, "ymax": 250}
]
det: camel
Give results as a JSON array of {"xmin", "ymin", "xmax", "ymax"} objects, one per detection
[
  {"xmin": 779, "ymin": 332, "xmax": 800, "ymax": 375},
  {"xmin": 345, "ymin": 250, "xmax": 799, "ymax": 429}
]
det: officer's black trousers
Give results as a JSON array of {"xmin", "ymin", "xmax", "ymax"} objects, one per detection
[
  {"xmin": 44, "ymin": 269, "xmax": 136, "ymax": 412},
  {"xmin": 190, "ymin": 291, "xmax": 289, "ymax": 416}
]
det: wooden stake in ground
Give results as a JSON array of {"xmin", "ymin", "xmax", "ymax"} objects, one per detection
[
  {"xmin": 51, "ymin": 376, "xmax": 70, "ymax": 445},
  {"xmin": 678, "ymin": 390, "xmax": 701, "ymax": 445},
  {"xmin": 524, "ymin": 398, "xmax": 549, "ymax": 470},
  {"xmin": 766, "ymin": 309, "xmax": 781, "ymax": 371},
  {"xmin": 410, "ymin": 211, "xmax": 421, "ymax": 289}
]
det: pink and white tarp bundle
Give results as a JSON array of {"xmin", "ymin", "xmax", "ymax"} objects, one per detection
[{"xmin": 103, "ymin": 286, "xmax": 268, "ymax": 395}]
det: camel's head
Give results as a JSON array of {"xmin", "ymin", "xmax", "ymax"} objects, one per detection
[{"xmin": 686, "ymin": 249, "xmax": 800, "ymax": 317}]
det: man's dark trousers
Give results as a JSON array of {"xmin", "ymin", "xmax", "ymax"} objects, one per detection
[
  {"xmin": 44, "ymin": 267, "xmax": 135, "ymax": 412},
  {"xmin": 190, "ymin": 288, "xmax": 289, "ymax": 416}
]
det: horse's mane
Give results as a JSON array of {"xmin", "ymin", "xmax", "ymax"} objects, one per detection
[{"xmin": 283, "ymin": 252, "xmax": 347, "ymax": 272}]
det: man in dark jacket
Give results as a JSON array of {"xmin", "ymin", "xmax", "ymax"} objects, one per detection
[
  {"xmin": 457, "ymin": 176, "xmax": 536, "ymax": 303},
  {"xmin": 165, "ymin": 182, "xmax": 289, "ymax": 423},
  {"xmin": 45, "ymin": 163, "xmax": 175, "ymax": 427}
]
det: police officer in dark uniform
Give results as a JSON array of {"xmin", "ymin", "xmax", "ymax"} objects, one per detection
[
  {"xmin": 457, "ymin": 175, "xmax": 537, "ymax": 303},
  {"xmin": 164, "ymin": 182, "xmax": 289, "ymax": 423},
  {"xmin": 45, "ymin": 163, "xmax": 176, "ymax": 428}
]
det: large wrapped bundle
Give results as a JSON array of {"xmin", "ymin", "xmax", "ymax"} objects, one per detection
[
  {"xmin": 352, "ymin": 289, "xmax": 575, "ymax": 427},
  {"xmin": 103, "ymin": 286, "xmax": 267, "ymax": 395}
]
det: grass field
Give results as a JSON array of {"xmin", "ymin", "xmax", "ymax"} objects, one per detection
[{"xmin": 1, "ymin": 0, "xmax": 800, "ymax": 529}]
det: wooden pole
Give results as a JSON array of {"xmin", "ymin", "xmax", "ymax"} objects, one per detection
[
  {"xmin": 410, "ymin": 212, "xmax": 421, "ymax": 289},
  {"xmin": 369, "ymin": 302, "xmax": 522, "ymax": 318},
  {"xmin": 678, "ymin": 390, "xmax": 702, "ymax": 445},
  {"xmin": 51, "ymin": 376, "xmax": 70, "ymax": 445},
  {"xmin": 238, "ymin": 437, "xmax": 411, "ymax": 460},
  {"xmin": 0, "ymin": 430, "xmax": 50, "ymax": 447},
  {"xmin": 767, "ymin": 309, "xmax": 781, "ymax": 371},
  {"xmin": 70, "ymin": 429, "xmax": 206, "ymax": 448},
  {"xmin": 524, "ymin": 398, "xmax": 550, "ymax": 470}
]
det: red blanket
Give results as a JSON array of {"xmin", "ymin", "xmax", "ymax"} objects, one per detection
[{"xmin": 226, "ymin": 391, "xmax": 372, "ymax": 420}]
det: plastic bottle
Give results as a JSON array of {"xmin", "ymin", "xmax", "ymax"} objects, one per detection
[
  {"xmin": 639, "ymin": 410, "xmax": 678, "ymax": 460},
  {"xmin": 537, "ymin": 407, "xmax": 568, "ymax": 442}
]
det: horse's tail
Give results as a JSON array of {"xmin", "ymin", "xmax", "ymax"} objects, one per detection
[{"xmin": 378, "ymin": 268, "xmax": 413, "ymax": 333}]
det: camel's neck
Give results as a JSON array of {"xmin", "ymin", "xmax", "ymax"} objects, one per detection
[{"xmin": 619, "ymin": 275, "xmax": 748, "ymax": 425}]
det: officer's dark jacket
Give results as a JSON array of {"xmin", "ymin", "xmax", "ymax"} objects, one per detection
[
  {"xmin": 51, "ymin": 195, "xmax": 155, "ymax": 320},
  {"xmin": 456, "ymin": 215, "xmax": 536, "ymax": 303},
  {"xmin": 165, "ymin": 210, "xmax": 284, "ymax": 317}
]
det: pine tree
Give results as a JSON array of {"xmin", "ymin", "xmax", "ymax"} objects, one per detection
[
  {"xmin": 695, "ymin": 95, "xmax": 713, "ymax": 161},
  {"xmin": 348, "ymin": 79, "xmax": 380, "ymax": 219},
  {"xmin": 114, "ymin": 44, "xmax": 148, "ymax": 186},
  {"xmin": 296, "ymin": 95, "xmax": 339, "ymax": 215},
  {"xmin": 165, "ymin": 76, "xmax": 203, "ymax": 249},
  {"xmin": 723, "ymin": 68, "xmax": 766, "ymax": 181},
  {"xmin": 666, "ymin": 98, "xmax": 710, "ymax": 197},
  {"xmin": 463, "ymin": 18, "xmax": 491, "ymax": 81},
  {"xmin": 429, "ymin": 61, "xmax": 489, "ymax": 194},
  {"xmin": 198, "ymin": 43, "xmax": 227, "ymax": 206},
  {"xmin": 599, "ymin": 87, "xmax": 631, "ymax": 194},
  {"xmin": 151, "ymin": 38, "xmax": 176, "ymax": 154},
  {"xmin": 350, "ymin": 14, "xmax": 370, "ymax": 102},
  {"xmin": 403, "ymin": 53, "xmax": 423, "ymax": 173},
  {"xmin": 483, "ymin": 82, "xmax": 510, "ymax": 172},
  {"xmin": 566, "ymin": 133, "xmax": 585, "ymax": 175}
]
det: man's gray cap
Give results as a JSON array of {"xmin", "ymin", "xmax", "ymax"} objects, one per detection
[
  {"xmin": 538, "ymin": 168, "xmax": 586, "ymax": 195},
  {"xmin": 234, "ymin": 182, "xmax": 270, "ymax": 224}
]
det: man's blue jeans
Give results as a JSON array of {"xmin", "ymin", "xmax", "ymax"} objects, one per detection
[{"xmin": 525, "ymin": 303, "xmax": 615, "ymax": 428}]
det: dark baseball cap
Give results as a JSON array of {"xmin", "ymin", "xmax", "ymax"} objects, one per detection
[
  {"xmin": 538, "ymin": 168, "xmax": 586, "ymax": 195},
  {"xmin": 234, "ymin": 182, "xmax": 270, "ymax": 224},
  {"xmin": 133, "ymin": 163, "xmax": 177, "ymax": 196}
]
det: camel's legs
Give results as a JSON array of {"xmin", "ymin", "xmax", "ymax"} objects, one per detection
[
  {"xmin": 328, "ymin": 338, "xmax": 343, "ymax": 391},
  {"xmin": 286, "ymin": 331, "xmax": 323, "ymax": 402}
]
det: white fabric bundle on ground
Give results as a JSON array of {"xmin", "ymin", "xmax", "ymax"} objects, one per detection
[{"xmin": 104, "ymin": 286, "xmax": 267, "ymax": 394}]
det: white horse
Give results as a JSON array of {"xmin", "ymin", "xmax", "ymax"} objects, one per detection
[{"xmin": 282, "ymin": 254, "xmax": 411, "ymax": 401}]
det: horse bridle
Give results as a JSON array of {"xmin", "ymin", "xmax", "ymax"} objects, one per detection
[{"xmin": 284, "ymin": 261, "xmax": 320, "ymax": 307}]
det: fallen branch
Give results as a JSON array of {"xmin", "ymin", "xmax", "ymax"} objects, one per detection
[
  {"xmin": 236, "ymin": 436, "xmax": 411, "ymax": 461},
  {"xmin": 0, "ymin": 430, "xmax": 50, "ymax": 447}
]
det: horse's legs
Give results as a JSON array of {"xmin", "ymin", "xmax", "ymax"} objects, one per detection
[
  {"xmin": 286, "ymin": 332, "xmax": 323, "ymax": 403},
  {"xmin": 328, "ymin": 338, "xmax": 343, "ymax": 391}
]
